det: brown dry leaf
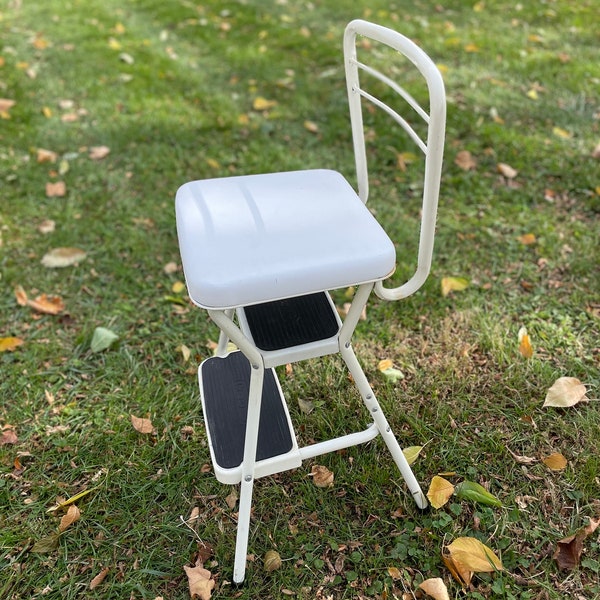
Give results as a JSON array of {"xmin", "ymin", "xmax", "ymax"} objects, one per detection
[
  {"xmin": 46, "ymin": 181, "xmax": 66, "ymax": 197},
  {"xmin": 89, "ymin": 567, "xmax": 110, "ymax": 590},
  {"xmin": 131, "ymin": 414, "xmax": 153, "ymax": 434},
  {"xmin": 592, "ymin": 143, "xmax": 600, "ymax": 159},
  {"xmin": 89, "ymin": 146, "xmax": 110, "ymax": 160},
  {"xmin": 454, "ymin": 150, "xmax": 477, "ymax": 171},
  {"xmin": 441, "ymin": 276, "xmax": 469, "ymax": 297},
  {"xmin": 543, "ymin": 377, "xmax": 588, "ymax": 407},
  {"xmin": 387, "ymin": 566, "xmax": 403, "ymax": 580},
  {"xmin": 0, "ymin": 337, "xmax": 24, "ymax": 352},
  {"xmin": 225, "ymin": 489, "xmax": 238, "ymax": 510},
  {"xmin": 1, "ymin": 426, "xmax": 18, "ymax": 445},
  {"xmin": 163, "ymin": 261, "xmax": 179, "ymax": 274},
  {"xmin": 184, "ymin": 562, "xmax": 215, "ymax": 600},
  {"xmin": 0, "ymin": 98, "xmax": 16, "ymax": 118},
  {"xmin": 38, "ymin": 219, "xmax": 56, "ymax": 234},
  {"xmin": 37, "ymin": 148, "xmax": 58, "ymax": 163},
  {"xmin": 497, "ymin": 162, "xmax": 517, "ymax": 179},
  {"xmin": 554, "ymin": 517, "xmax": 600, "ymax": 571},
  {"xmin": 518, "ymin": 326, "xmax": 533, "ymax": 359},
  {"xmin": 15, "ymin": 285, "xmax": 28, "ymax": 306},
  {"xmin": 447, "ymin": 537, "xmax": 503, "ymax": 572},
  {"xmin": 252, "ymin": 96, "xmax": 277, "ymax": 111},
  {"xmin": 542, "ymin": 452, "xmax": 568, "ymax": 471},
  {"xmin": 427, "ymin": 476, "xmax": 454, "ymax": 509},
  {"xmin": 41, "ymin": 247, "xmax": 87, "ymax": 268},
  {"xmin": 418, "ymin": 577, "xmax": 450, "ymax": 600},
  {"xmin": 311, "ymin": 464, "xmax": 334, "ymax": 488},
  {"xmin": 27, "ymin": 294, "xmax": 65, "ymax": 315},
  {"xmin": 59, "ymin": 504, "xmax": 81, "ymax": 532},
  {"xmin": 506, "ymin": 447, "xmax": 537, "ymax": 465}
]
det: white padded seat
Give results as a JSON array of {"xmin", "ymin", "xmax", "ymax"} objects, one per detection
[{"xmin": 175, "ymin": 168, "xmax": 396, "ymax": 309}]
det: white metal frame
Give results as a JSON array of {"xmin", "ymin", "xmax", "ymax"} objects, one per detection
[{"xmin": 175, "ymin": 19, "xmax": 446, "ymax": 584}]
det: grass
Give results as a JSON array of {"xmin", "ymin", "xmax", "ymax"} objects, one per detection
[{"xmin": 1, "ymin": 0, "xmax": 599, "ymax": 598}]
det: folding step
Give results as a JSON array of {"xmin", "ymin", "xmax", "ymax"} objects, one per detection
[
  {"xmin": 199, "ymin": 351, "xmax": 300, "ymax": 484},
  {"xmin": 236, "ymin": 292, "xmax": 342, "ymax": 367}
]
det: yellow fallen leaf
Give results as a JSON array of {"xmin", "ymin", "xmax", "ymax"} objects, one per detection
[
  {"xmin": 518, "ymin": 326, "xmax": 533, "ymax": 359},
  {"xmin": 263, "ymin": 549, "xmax": 282, "ymax": 572},
  {"xmin": 464, "ymin": 43, "xmax": 479, "ymax": 53},
  {"xmin": 303, "ymin": 120, "xmax": 319, "ymax": 133},
  {"xmin": 0, "ymin": 337, "xmax": 24, "ymax": 352},
  {"xmin": 419, "ymin": 577, "xmax": 450, "ymax": 600},
  {"xmin": 526, "ymin": 89, "xmax": 538, "ymax": 100},
  {"xmin": 131, "ymin": 414, "xmax": 154, "ymax": 434},
  {"xmin": 402, "ymin": 446, "xmax": 424, "ymax": 466},
  {"xmin": 441, "ymin": 276, "xmax": 469, "ymax": 297},
  {"xmin": 543, "ymin": 377, "xmax": 588, "ymax": 407},
  {"xmin": 387, "ymin": 566, "xmax": 403, "ymax": 580},
  {"xmin": 108, "ymin": 37, "xmax": 121, "ymax": 50},
  {"xmin": 543, "ymin": 452, "xmax": 568, "ymax": 471},
  {"xmin": 427, "ymin": 475, "xmax": 454, "ymax": 509},
  {"xmin": 14, "ymin": 285, "xmax": 28, "ymax": 306},
  {"xmin": 311, "ymin": 464, "xmax": 334, "ymax": 488},
  {"xmin": 553, "ymin": 126, "xmax": 571, "ymax": 139},
  {"xmin": 497, "ymin": 162, "xmax": 517, "ymax": 178},
  {"xmin": 252, "ymin": 96, "xmax": 277, "ymax": 111},
  {"xmin": 178, "ymin": 344, "xmax": 191, "ymax": 362},
  {"xmin": 518, "ymin": 233, "xmax": 536, "ymax": 245},
  {"xmin": 206, "ymin": 157, "xmax": 220, "ymax": 170},
  {"xmin": 445, "ymin": 537, "xmax": 503, "ymax": 581}
]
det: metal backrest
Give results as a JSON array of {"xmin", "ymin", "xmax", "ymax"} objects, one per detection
[{"xmin": 343, "ymin": 20, "xmax": 446, "ymax": 301}]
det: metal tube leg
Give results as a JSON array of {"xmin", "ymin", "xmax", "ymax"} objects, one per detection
[
  {"xmin": 341, "ymin": 343, "xmax": 428, "ymax": 509},
  {"xmin": 233, "ymin": 475, "xmax": 254, "ymax": 584},
  {"xmin": 216, "ymin": 308, "xmax": 235, "ymax": 356}
]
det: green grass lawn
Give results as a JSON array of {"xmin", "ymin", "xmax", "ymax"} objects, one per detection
[{"xmin": 1, "ymin": 1, "xmax": 598, "ymax": 598}]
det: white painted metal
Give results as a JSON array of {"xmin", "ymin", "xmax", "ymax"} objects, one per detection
[{"xmin": 175, "ymin": 20, "xmax": 446, "ymax": 584}]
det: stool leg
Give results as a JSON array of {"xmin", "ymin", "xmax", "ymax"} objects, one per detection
[{"xmin": 340, "ymin": 342, "xmax": 428, "ymax": 509}]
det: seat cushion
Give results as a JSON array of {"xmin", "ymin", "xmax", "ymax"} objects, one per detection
[{"xmin": 175, "ymin": 169, "xmax": 395, "ymax": 309}]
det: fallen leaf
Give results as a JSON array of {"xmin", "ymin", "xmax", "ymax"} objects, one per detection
[
  {"xmin": 506, "ymin": 447, "xmax": 537, "ymax": 464},
  {"xmin": 592, "ymin": 143, "xmax": 600, "ymax": 159},
  {"xmin": 163, "ymin": 261, "xmax": 179, "ymax": 274},
  {"xmin": 526, "ymin": 89, "xmax": 538, "ymax": 100},
  {"xmin": 543, "ymin": 377, "xmax": 588, "ymax": 407},
  {"xmin": 427, "ymin": 476, "xmax": 454, "ymax": 509},
  {"xmin": 446, "ymin": 537, "xmax": 504, "ymax": 577},
  {"xmin": 542, "ymin": 452, "xmax": 568, "ymax": 471},
  {"xmin": 553, "ymin": 517, "xmax": 600, "ymax": 571},
  {"xmin": 441, "ymin": 276, "xmax": 469, "ymax": 297},
  {"xmin": 0, "ymin": 337, "xmax": 24, "ymax": 352},
  {"xmin": 388, "ymin": 566, "xmax": 403, "ymax": 580},
  {"xmin": 225, "ymin": 489, "xmax": 238, "ymax": 510},
  {"xmin": 518, "ymin": 233, "xmax": 536, "ymax": 245},
  {"xmin": 59, "ymin": 504, "xmax": 81, "ymax": 532},
  {"xmin": 178, "ymin": 344, "xmax": 191, "ymax": 362},
  {"xmin": 263, "ymin": 549, "xmax": 282, "ymax": 572},
  {"xmin": 497, "ymin": 163, "xmax": 517, "ymax": 178},
  {"xmin": 46, "ymin": 181, "xmax": 66, "ymax": 197},
  {"xmin": 518, "ymin": 326, "xmax": 533, "ymax": 358},
  {"xmin": 552, "ymin": 126, "xmax": 571, "ymax": 139},
  {"xmin": 419, "ymin": 577, "xmax": 450, "ymax": 600},
  {"xmin": 1, "ymin": 427, "xmax": 18, "ymax": 445},
  {"xmin": 27, "ymin": 294, "xmax": 65, "ymax": 315},
  {"xmin": 252, "ymin": 96, "xmax": 277, "ymax": 111},
  {"xmin": 37, "ymin": 148, "xmax": 58, "ymax": 163},
  {"xmin": 0, "ymin": 98, "xmax": 15, "ymax": 118},
  {"xmin": 89, "ymin": 146, "xmax": 110, "ymax": 160},
  {"xmin": 46, "ymin": 487, "xmax": 97, "ymax": 513},
  {"xmin": 31, "ymin": 532, "xmax": 61, "ymax": 553},
  {"xmin": 38, "ymin": 219, "xmax": 56, "ymax": 234},
  {"xmin": 184, "ymin": 562, "xmax": 215, "ymax": 600},
  {"xmin": 454, "ymin": 481, "xmax": 502, "ymax": 507},
  {"xmin": 298, "ymin": 397, "xmax": 315, "ymax": 414},
  {"xmin": 90, "ymin": 327, "xmax": 119, "ymax": 352},
  {"xmin": 41, "ymin": 247, "xmax": 87, "ymax": 268},
  {"xmin": 89, "ymin": 567, "xmax": 110, "ymax": 590},
  {"xmin": 378, "ymin": 359, "xmax": 404, "ymax": 382},
  {"xmin": 14, "ymin": 285, "xmax": 28, "ymax": 306},
  {"xmin": 303, "ymin": 120, "xmax": 319, "ymax": 133},
  {"xmin": 402, "ymin": 446, "xmax": 424, "ymax": 466},
  {"xmin": 131, "ymin": 414, "xmax": 154, "ymax": 434},
  {"xmin": 454, "ymin": 150, "xmax": 477, "ymax": 171},
  {"xmin": 311, "ymin": 464, "xmax": 334, "ymax": 488}
]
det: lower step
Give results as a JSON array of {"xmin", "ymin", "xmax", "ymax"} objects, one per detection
[{"xmin": 199, "ymin": 351, "xmax": 300, "ymax": 484}]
